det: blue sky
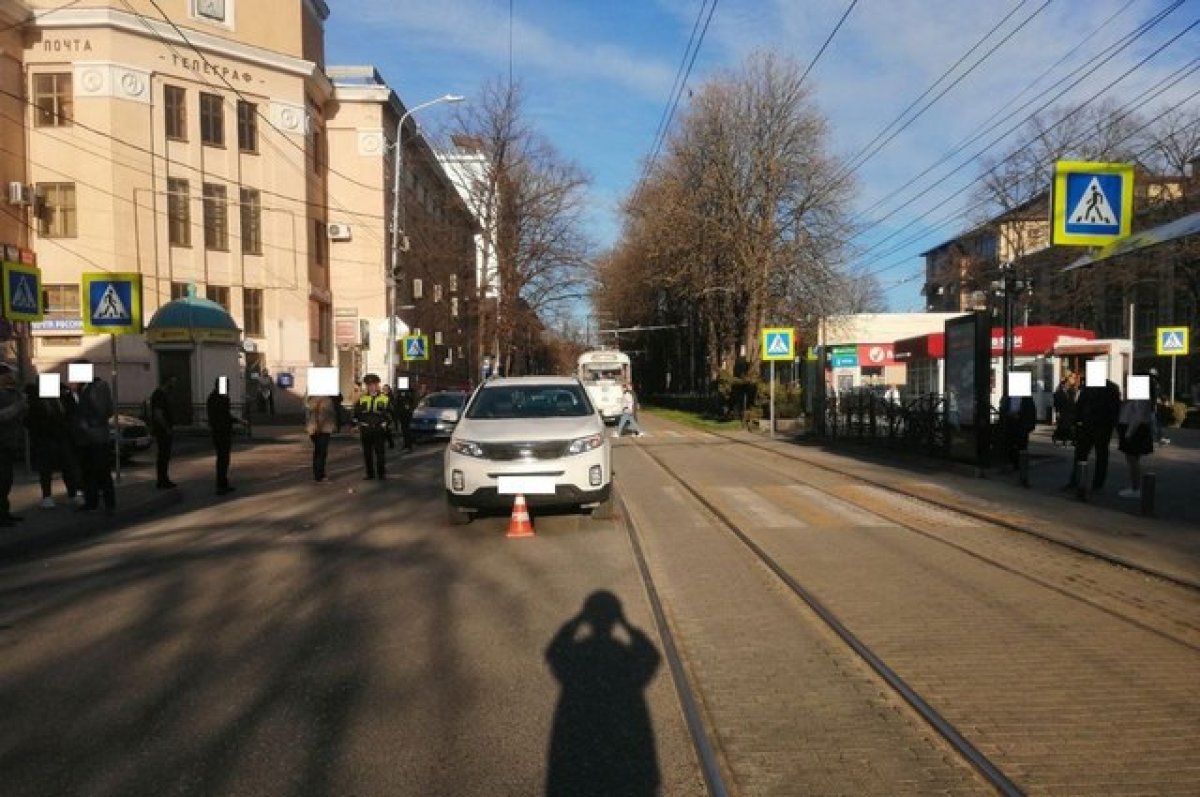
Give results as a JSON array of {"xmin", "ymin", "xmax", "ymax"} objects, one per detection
[{"xmin": 325, "ymin": 1, "xmax": 1199, "ymax": 313}]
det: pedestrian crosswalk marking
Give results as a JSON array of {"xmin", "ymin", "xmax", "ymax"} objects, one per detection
[
  {"xmin": 717, "ymin": 487, "xmax": 806, "ymax": 528},
  {"xmin": 10, "ymin": 276, "xmax": 37, "ymax": 312},
  {"xmin": 782, "ymin": 485, "xmax": 896, "ymax": 527},
  {"xmin": 843, "ymin": 485, "xmax": 978, "ymax": 527},
  {"xmin": 93, "ymin": 283, "xmax": 130, "ymax": 320},
  {"xmin": 1067, "ymin": 177, "xmax": 1116, "ymax": 226}
]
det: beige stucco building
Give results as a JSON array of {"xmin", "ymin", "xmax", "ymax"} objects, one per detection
[
  {"xmin": 21, "ymin": 0, "xmax": 333, "ymax": 412},
  {"xmin": 326, "ymin": 66, "xmax": 476, "ymax": 397}
]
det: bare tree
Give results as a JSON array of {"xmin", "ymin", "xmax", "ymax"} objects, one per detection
[
  {"xmin": 448, "ymin": 80, "xmax": 593, "ymax": 376},
  {"xmin": 600, "ymin": 52, "xmax": 855, "ymax": 393}
]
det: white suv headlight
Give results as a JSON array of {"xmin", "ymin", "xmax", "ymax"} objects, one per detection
[
  {"xmin": 449, "ymin": 439, "xmax": 485, "ymax": 458},
  {"xmin": 566, "ymin": 433, "xmax": 604, "ymax": 455}
]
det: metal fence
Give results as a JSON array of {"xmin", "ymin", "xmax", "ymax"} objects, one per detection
[{"xmin": 824, "ymin": 390, "xmax": 952, "ymax": 457}]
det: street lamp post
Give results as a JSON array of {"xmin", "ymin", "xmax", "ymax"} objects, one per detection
[{"xmin": 386, "ymin": 93, "xmax": 465, "ymax": 388}]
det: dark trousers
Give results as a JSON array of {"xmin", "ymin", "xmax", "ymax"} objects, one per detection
[
  {"xmin": 154, "ymin": 431, "xmax": 173, "ymax": 484},
  {"xmin": 360, "ymin": 430, "xmax": 386, "ymax": 477},
  {"xmin": 79, "ymin": 443, "xmax": 115, "ymax": 509},
  {"xmin": 311, "ymin": 433, "xmax": 331, "ymax": 480},
  {"xmin": 0, "ymin": 447, "xmax": 15, "ymax": 516},
  {"xmin": 213, "ymin": 433, "xmax": 232, "ymax": 488},
  {"xmin": 400, "ymin": 419, "xmax": 413, "ymax": 450},
  {"xmin": 1071, "ymin": 423, "xmax": 1114, "ymax": 489}
]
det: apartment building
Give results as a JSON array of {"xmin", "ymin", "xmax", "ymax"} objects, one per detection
[
  {"xmin": 326, "ymin": 66, "xmax": 476, "ymax": 396},
  {"xmin": 22, "ymin": 0, "xmax": 333, "ymax": 409}
]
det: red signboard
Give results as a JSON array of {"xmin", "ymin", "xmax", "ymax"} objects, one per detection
[
  {"xmin": 988, "ymin": 326, "xmax": 1094, "ymax": 356},
  {"xmin": 857, "ymin": 343, "xmax": 895, "ymax": 366}
]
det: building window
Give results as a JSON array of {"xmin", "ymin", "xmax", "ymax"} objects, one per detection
[
  {"xmin": 205, "ymin": 284, "xmax": 230, "ymax": 310},
  {"xmin": 200, "ymin": 92, "xmax": 224, "ymax": 147},
  {"xmin": 33, "ymin": 73, "xmax": 72, "ymax": 127},
  {"xmin": 167, "ymin": 178, "xmax": 191, "ymax": 247},
  {"xmin": 42, "ymin": 284, "xmax": 80, "ymax": 317},
  {"xmin": 36, "ymin": 183, "xmax": 76, "ymax": 238},
  {"xmin": 243, "ymin": 287, "xmax": 263, "ymax": 337},
  {"xmin": 237, "ymin": 100, "xmax": 258, "ymax": 153},
  {"xmin": 451, "ymin": 297, "xmax": 459, "ymax": 317},
  {"xmin": 433, "ymin": 284, "xmax": 443, "ymax": 303},
  {"xmin": 171, "ymin": 281, "xmax": 190, "ymax": 300},
  {"xmin": 449, "ymin": 274, "xmax": 458, "ymax": 292},
  {"xmin": 203, "ymin": 183, "xmax": 229, "ymax": 250},
  {"xmin": 240, "ymin": 188, "xmax": 262, "ymax": 254},
  {"xmin": 164, "ymin": 85, "xmax": 187, "ymax": 140},
  {"xmin": 434, "ymin": 330, "xmax": 443, "ymax": 345},
  {"xmin": 412, "ymin": 278, "xmax": 423, "ymax": 300}
]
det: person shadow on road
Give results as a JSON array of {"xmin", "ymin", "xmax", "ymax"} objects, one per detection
[{"xmin": 545, "ymin": 590, "xmax": 662, "ymax": 796}]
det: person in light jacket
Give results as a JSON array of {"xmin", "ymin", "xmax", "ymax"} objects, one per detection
[
  {"xmin": 1116, "ymin": 395, "xmax": 1154, "ymax": 499},
  {"xmin": 614, "ymin": 384, "xmax": 645, "ymax": 438},
  {"xmin": 305, "ymin": 392, "xmax": 340, "ymax": 482}
]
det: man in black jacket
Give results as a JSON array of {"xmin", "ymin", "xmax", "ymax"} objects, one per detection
[
  {"xmin": 150, "ymin": 375, "xmax": 177, "ymax": 489},
  {"xmin": 1064, "ymin": 376, "xmax": 1122, "ymax": 492},
  {"xmin": 206, "ymin": 377, "xmax": 236, "ymax": 496}
]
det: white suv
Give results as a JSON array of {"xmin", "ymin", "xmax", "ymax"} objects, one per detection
[{"xmin": 444, "ymin": 376, "xmax": 613, "ymax": 524}]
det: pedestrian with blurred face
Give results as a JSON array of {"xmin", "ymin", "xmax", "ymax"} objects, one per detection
[
  {"xmin": 0, "ymin": 363, "xmax": 28, "ymax": 526},
  {"xmin": 207, "ymin": 377, "xmax": 236, "ymax": 496},
  {"xmin": 72, "ymin": 364, "xmax": 115, "ymax": 514},
  {"xmin": 25, "ymin": 376, "xmax": 80, "ymax": 509},
  {"xmin": 305, "ymin": 391, "xmax": 339, "ymax": 483}
]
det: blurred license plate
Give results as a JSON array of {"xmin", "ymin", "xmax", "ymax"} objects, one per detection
[{"xmin": 498, "ymin": 476, "xmax": 556, "ymax": 495}]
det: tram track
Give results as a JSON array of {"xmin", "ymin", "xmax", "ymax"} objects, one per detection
[
  {"xmin": 724, "ymin": 431, "xmax": 1200, "ymax": 593},
  {"xmin": 619, "ymin": 430, "xmax": 1200, "ymax": 795},
  {"xmin": 621, "ymin": 443, "xmax": 1024, "ymax": 796}
]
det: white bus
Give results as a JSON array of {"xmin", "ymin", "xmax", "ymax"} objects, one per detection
[{"xmin": 576, "ymin": 349, "xmax": 631, "ymax": 424}]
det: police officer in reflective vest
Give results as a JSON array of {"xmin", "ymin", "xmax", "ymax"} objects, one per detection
[{"xmin": 354, "ymin": 373, "xmax": 391, "ymax": 480}]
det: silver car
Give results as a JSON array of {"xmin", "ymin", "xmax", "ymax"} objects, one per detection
[
  {"xmin": 409, "ymin": 391, "xmax": 468, "ymax": 440},
  {"xmin": 444, "ymin": 376, "xmax": 613, "ymax": 524}
]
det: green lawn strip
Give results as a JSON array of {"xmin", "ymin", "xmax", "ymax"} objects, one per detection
[{"xmin": 640, "ymin": 405, "xmax": 742, "ymax": 432}]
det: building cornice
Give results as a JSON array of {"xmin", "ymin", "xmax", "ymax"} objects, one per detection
[
  {"xmin": 33, "ymin": 6, "xmax": 323, "ymax": 82},
  {"xmin": 304, "ymin": 0, "xmax": 330, "ymax": 24}
]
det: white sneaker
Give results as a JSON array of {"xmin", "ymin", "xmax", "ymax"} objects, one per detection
[
  {"xmin": 1117, "ymin": 488, "xmax": 1141, "ymax": 499},
  {"xmin": 39, "ymin": 497, "xmax": 56, "ymax": 509}
]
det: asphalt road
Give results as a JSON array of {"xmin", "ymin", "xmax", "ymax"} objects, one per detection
[{"xmin": 0, "ymin": 437, "xmax": 704, "ymax": 797}]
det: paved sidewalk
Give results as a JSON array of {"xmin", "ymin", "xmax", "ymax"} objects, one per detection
[
  {"xmin": 762, "ymin": 424, "xmax": 1200, "ymax": 588},
  {"xmin": 0, "ymin": 428, "xmax": 368, "ymax": 564}
]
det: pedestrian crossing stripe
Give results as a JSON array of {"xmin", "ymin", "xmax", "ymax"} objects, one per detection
[
  {"xmin": 81, "ymin": 272, "xmax": 142, "ymax": 335},
  {"xmin": 1051, "ymin": 161, "xmax": 1133, "ymax": 246},
  {"xmin": 2, "ymin": 262, "xmax": 43, "ymax": 322},
  {"xmin": 1156, "ymin": 326, "xmax": 1189, "ymax": 356},
  {"xmin": 761, "ymin": 327, "xmax": 795, "ymax": 361},
  {"xmin": 402, "ymin": 334, "xmax": 429, "ymax": 361}
]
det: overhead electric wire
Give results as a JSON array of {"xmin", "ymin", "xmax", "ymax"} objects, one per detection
[
  {"xmin": 851, "ymin": 0, "xmax": 1181, "ymax": 229},
  {"xmin": 636, "ymin": 0, "xmax": 719, "ymax": 199},
  {"xmin": 847, "ymin": 13, "xmax": 1200, "ymax": 272},
  {"xmin": 797, "ymin": 0, "xmax": 859, "ymax": 88}
]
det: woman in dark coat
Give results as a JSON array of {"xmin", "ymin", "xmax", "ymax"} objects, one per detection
[
  {"xmin": 1052, "ymin": 372, "xmax": 1077, "ymax": 446},
  {"xmin": 25, "ymin": 382, "xmax": 80, "ymax": 508}
]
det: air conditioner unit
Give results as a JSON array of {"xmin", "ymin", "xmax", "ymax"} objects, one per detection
[
  {"xmin": 7, "ymin": 182, "xmax": 32, "ymax": 206},
  {"xmin": 326, "ymin": 222, "xmax": 352, "ymax": 241}
]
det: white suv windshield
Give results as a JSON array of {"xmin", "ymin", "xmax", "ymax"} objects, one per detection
[{"xmin": 466, "ymin": 385, "xmax": 594, "ymax": 419}]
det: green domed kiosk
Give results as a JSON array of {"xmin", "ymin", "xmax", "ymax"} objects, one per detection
[{"xmin": 145, "ymin": 292, "xmax": 243, "ymax": 425}]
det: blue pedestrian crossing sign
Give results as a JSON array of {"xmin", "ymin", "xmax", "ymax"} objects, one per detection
[
  {"xmin": 402, "ymin": 334, "xmax": 429, "ymax": 361},
  {"xmin": 81, "ymin": 272, "xmax": 142, "ymax": 335},
  {"xmin": 761, "ymin": 327, "xmax": 795, "ymax": 361},
  {"xmin": 1156, "ymin": 326, "xmax": 1188, "ymax": 357},
  {"xmin": 2, "ymin": 262, "xmax": 43, "ymax": 322},
  {"xmin": 1052, "ymin": 161, "xmax": 1133, "ymax": 246}
]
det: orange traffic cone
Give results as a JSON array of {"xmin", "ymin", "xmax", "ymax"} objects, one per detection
[{"xmin": 506, "ymin": 493, "xmax": 535, "ymax": 538}]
